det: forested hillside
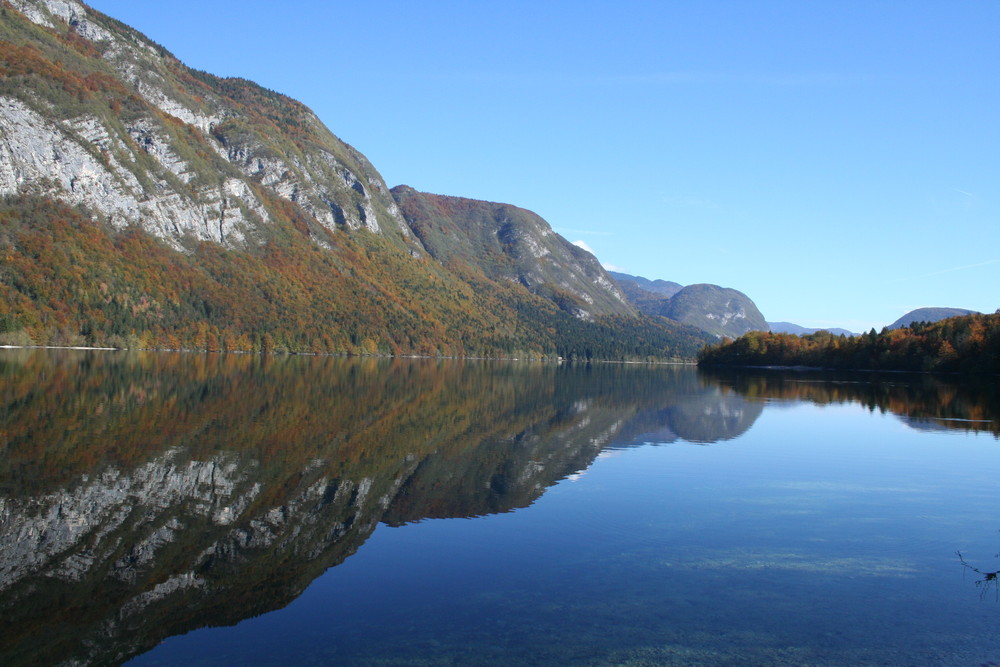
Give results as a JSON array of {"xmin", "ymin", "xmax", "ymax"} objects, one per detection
[
  {"xmin": 698, "ymin": 313, "xmax": 1000, "ymax": 374},
  {"xmin": 0, "ymin": 196, "xmax": 713, "ymax": 359}
]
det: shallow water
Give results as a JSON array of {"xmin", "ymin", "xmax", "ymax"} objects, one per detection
[{"xmin": 1, "ymin": 350, "xmax": 998, "ymax": 665}]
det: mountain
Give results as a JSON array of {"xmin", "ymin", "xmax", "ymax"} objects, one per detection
[
  {"xmin": 391, "ymin": 186, "xmax": 634, "ymax": 318},
  {"xmin": 888, "ymin": 307, "xmax": 979, "ymax": 330},
  {"xmin": 0, "ymin": 0, "xmax": 713, "ymax": 360},
  {"xmin": 611, "ymin": 272, "xmax": 768, "ymax": 339},
  {"xmin": 768, "ymin": 322, "xmax": 856, "ymax": 337},
  {"xmin": 608, "ymin": 271, "xmax": 685, "ymax": 325},
  {"xmin": 665, "ymin": 284, "xmax": 768, "ymax": 338}
]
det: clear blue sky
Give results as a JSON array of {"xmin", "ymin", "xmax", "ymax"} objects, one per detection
[{"xmin": 86, "ymin": 0, "xmax": 998, "ymax": 332}]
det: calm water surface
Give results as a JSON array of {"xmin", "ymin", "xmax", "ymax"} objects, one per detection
[{"xmin": 1, "ymin": 350, "xmax": 998, "ymax": 665}]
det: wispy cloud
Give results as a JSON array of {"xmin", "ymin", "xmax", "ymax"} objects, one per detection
[
  {"xmin": 602, "ymin": 262, "xmax": 628, "ymax": 273},
  {"xmin": 571, "ymin": 239, "xmax": 595, "ymax": 254},
  {"xmin": 893, "ymin": 258, "xmax": 1000, "ymax": 283}
]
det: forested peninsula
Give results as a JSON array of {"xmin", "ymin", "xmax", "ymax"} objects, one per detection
[{"xmin": 698, "ymin": 313, "xmax": 1000, "ymax": 374}]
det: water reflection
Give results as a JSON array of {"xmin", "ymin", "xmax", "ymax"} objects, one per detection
[
  {"xmin": 0, "ymin": 351, "xmax": 757, "ymax": 665},
  {"xmin": 703, "ymin": 368, "xmax": 1000, "ymax": 437},
  {"xmin": 0, "ymin": 351, "xmax": 996, "ymax": 665}
]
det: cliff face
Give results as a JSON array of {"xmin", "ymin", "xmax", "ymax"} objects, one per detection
[{"xmin": 0, "ymin": 0, "xmax": 418, "ymax": 252}]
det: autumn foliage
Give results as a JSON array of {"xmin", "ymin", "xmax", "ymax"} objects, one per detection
[
  {"xmin": 698, "ymin": 315, "xmax": 1000, "ymax": 374},
  {"xmin": 0, "ymin": 196, "xmax": 707, "ymax": 360}
]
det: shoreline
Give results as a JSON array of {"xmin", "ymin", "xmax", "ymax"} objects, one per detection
[{"xmin": 0, "ymin": 345, "xmax": 697, "ymax": 366}]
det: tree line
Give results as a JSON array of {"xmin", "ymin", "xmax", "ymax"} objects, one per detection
[{"xmin": 698, "ymin": 313, "xmax": 1000, "ymax": 374}]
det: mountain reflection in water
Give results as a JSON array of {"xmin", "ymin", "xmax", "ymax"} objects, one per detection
[{"xmin": 0, "ymin": 350, "xmax": 996, "ymax": 665}]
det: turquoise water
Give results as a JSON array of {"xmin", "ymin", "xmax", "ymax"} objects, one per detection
[{"xmin": 0, "ymin": 351, "xmax": 998, "ymax": 665}]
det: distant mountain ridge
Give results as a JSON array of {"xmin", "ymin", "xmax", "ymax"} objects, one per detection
[
  {"xmin": 611, "ymin": 272, "xmax": 767, "ymax": 338},
  {"xmin": 768, "ymin": 322, "xmax": 856, "ymax": 337}
]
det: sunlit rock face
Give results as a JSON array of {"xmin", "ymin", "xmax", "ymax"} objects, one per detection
[{"xmin": 1, "ymin": 0, "xmax": 419, "ymax": 252}]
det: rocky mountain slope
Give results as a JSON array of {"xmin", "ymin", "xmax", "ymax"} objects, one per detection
[
  {"xmin": 1, "ymin": 0, "xmax": 416, "ymax": 251},
  {"xmin": 665, "ymin": 284, "xmax": 768, "ymax": 338},
  {"xmin": 392, "ymin": 186, "xmax": 634, "ymax": 318},
  {"xmin": 0, "ymin": 0, "xmax": 713, "ymax": 359},
  {"xmin": 611, "ymin": 272, "xmax": 767, "ymax": 338}
]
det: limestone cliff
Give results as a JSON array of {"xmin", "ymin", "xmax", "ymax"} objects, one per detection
[{"xmin": 1, "ymin": 0, "xmax": 418, "ymax": 251}]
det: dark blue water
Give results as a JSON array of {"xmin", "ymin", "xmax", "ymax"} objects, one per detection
[{"xmin": 1, "ymin": 351, "xmax": 998, "ymax": 665}]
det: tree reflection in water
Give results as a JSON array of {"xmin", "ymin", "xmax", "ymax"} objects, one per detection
[{"xmin": 702, "ymin": 368, "xmax": 999, "ymax": 437}]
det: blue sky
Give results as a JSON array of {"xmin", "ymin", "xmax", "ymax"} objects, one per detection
[{"xmin": 86, "ymin": 0, "xmax": 998, "ymax": 332}]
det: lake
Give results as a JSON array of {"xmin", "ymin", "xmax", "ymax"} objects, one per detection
[{"xmin": 1, "ymin": 349, "xmax": 998, "ymax": 666}]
